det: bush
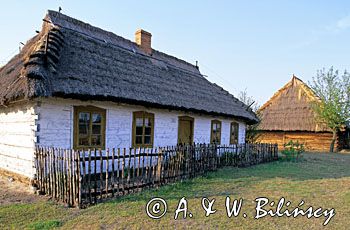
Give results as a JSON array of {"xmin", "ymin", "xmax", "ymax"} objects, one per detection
[{"xmin": 281, "ymin": 140, "xmax": 304, "ymax": 161}]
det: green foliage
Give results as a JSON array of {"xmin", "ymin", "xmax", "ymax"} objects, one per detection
[
  {"xmin": 309, "ymin": 67, "xmax": 350, "ymax": 152},
  {"xmin": 245, "ymin": 120, "xmax": 261, "ymax": 143},
  {"xmin": 27, "ymin": 220, "xmax": 61, "ymax": 230},
  {"xmin": 123, "ymin": 168, "xmax": 129, "ymax": 178},
  {"xmin": 281, "ymin": 140, "xmax": 305, "ymax": 161},
  {"xmin": 238, "ymin": 89, "xmax": 261, "ymax": 143}
]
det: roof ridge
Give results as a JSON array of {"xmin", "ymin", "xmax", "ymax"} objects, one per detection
[
  {"xmin": 259, "ymin": 75, "xmax": 317, "ymax": 112},
  {"xmin": 259, "ymin": 76, "xmax": 293, "ymax": 112},
  {"xmin": 151, "ymin": 49, "xmax": 199, "ymax": 72},
  {"xmin": 290, "ymin": 75, "xmax": 319, "ymax": 101},
  {"xmin": 257, "ymin": 75, "xmax": 330, "ymax": 132},
  {"xmin": 46, "ymin": 10, "xmax": 200, "ymax": 74},
  {"xmin": 291, "ymin": 74, "xmax": 304, "ymax": 83},
  {"xmin": 0, "ymin": 10, "xmax": 258, "ymax": 123}
]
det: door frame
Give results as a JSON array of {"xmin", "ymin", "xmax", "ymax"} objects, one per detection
[{"xmin": 177, "ymin": 116, "xmax": 194, "ymax": 145}]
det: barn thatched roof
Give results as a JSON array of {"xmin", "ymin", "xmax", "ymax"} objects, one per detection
[
  {"xmin": 258, "ymin": 75, "xmax": 331, "ymax": 132},
  {"xmin": 0, "ymin": 10, "xmax": 258, "ymax": 124}
]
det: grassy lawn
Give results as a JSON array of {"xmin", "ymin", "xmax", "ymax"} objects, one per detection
[{"xmin": 1, "ymin": 153, "xmax": 350, "ymax": 229}]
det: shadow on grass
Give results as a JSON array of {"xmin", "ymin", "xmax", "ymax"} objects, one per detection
[{"xmin": 97, "ymin": 152, "xmax": 350, "ymax": 206}]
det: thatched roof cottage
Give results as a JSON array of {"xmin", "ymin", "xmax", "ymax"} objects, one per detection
[
  {"xmin": 0, "ymin": 11, "xmax": 258, "ymax": 178},
  {"xmin": 258, "ymin": 75, "xmax": 349, "ymax": 151}
]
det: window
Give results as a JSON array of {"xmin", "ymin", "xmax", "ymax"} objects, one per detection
[
  {"xmin": 74, "ymin": 106, "xmax": 106, "ymax": 149},
  {"xmin": 210, "ymin": 120, "xmax": 221, "ymax": 145},
  {"xmin": 132, "ymin": 111, "xmax": 154, "ymax": 148},
  {"xmin": 230, "ymin": 122, "xmax": 239, "ymax": 145}
]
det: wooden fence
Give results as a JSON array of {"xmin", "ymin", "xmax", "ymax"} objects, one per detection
[{"xmin": 34, "ymin": 143, "xmax": 278, "ymax": 208}]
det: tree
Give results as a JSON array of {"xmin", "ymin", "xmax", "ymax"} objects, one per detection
[
  {"xmin": 309, "ymin": 67, "xmax": 350, "ymax": 152},
  {"xmin": 238, "ymin": 89, "xmax": 261, "ymax": 143},
  {"xmin": 238, "ymin": 89, "xmax": 260, "ymax": 112}
]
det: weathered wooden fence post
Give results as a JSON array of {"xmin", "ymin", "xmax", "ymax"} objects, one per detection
[
  {"xmin": 34, "ymin": 143, "xmax": 278, "ymax": 207},
  {"xmin": 156, "ymin": 148, "xmax": 163, "ymax": 185}
]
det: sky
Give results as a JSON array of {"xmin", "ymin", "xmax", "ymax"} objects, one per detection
[{"xmin": 1, "ymin": 1, "xmax": 350, "ymax": 105}]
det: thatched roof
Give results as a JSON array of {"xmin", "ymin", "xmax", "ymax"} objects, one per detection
[
  {"xmin": 0, "ymin": 10, "xmax": 258, "ymax": 124},
  {"xmin": 258, "ymin": 76, "xmax": 330, "ymax": 132}
]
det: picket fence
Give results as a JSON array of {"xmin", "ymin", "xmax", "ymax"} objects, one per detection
[{"xmin": 34, "ymin": 143, "xmax": 278, "ymax": 208}]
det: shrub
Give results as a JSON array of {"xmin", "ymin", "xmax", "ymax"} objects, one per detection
[{"xmin": 281, "ymin": 140, "xmax": 305, "ymax": 161}]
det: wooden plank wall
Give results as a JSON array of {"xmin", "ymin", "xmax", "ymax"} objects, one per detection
[{"xmin": 258, "ymin": 131, "xmax": 339, "ymax": 152}]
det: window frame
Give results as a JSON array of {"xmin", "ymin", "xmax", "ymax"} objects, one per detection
[
  {"xmin": 230, "ymin": 121, "xmax": 239, "ymax": 145},
  {"xmin": 132, "ymin": 111, "xmax": 155, "ymax": 148},
  {"xmin": 73, "ymin": 106, "xmax": 106, "ymax": 150},
  {"xmin": 210, "ymin": 120, "xmax": 222, "ymax": 145}
]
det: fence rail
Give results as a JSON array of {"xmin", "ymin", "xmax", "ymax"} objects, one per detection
[{"xmin": 34, "ymin": 143, "xmax": 278, "ymax": 208}]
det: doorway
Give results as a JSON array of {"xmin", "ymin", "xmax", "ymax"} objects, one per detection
[{"xmin": 178, "ymin": 116, "xmax": 194, "ymax": 145}]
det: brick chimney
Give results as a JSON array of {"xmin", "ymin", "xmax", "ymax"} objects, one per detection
[{"xmin": 135, "ymin": 29, "xmax": 152, "ymax": 55}]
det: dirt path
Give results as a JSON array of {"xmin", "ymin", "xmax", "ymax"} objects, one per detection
[{"xmin": 0, "ymin": 175, "xmax": 47, "ymax": 205}]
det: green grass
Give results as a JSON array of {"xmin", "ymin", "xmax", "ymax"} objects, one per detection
[
  {"xmin": 1, "ymin": 152, "xmax": 350, "ymax": 229},
  {"xmin": 27, "ymin": 220, "xmax": 61, "ymax": 230}
]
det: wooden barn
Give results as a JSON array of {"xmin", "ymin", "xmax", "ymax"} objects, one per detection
[{"xmin": 257, "ymin": 75, "xmax": 349, "ymax": 152}]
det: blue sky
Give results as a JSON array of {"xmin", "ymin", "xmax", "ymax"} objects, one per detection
[{"xmin": 1, "ymin": 1, "xmax": 350, "ymax": 104}]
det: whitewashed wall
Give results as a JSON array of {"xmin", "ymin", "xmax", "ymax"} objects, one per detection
[
  {"xmin": 36, "ymin": 97, "xmax": 247, "ymax": 149},
  {"xmin": 0, "ymin": 97, "xmax": 247, "ymax": 178},
  {"xmin": 0, "ymin": 102, "xmax": 37, "ymax": 178}
]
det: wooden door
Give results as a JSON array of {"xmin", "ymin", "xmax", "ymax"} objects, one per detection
[{"xmin": 178, "ymin": 116, "xmax": 194, "ymax": 145}]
